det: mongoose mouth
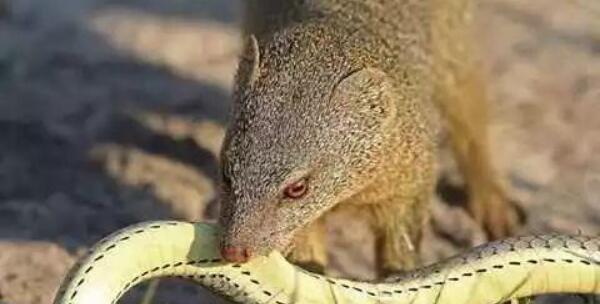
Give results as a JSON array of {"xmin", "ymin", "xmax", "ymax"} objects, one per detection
[
  {"xmin": 221, "ymin": 246, "xmax": 252, "ymax": 263},
  {"xmin": 219, "ymin": 224, "xmax": 297, "ymax": 263},
  {"xmin": 54, "ymin": 221, "xmax": 600, "ymax": 304}
]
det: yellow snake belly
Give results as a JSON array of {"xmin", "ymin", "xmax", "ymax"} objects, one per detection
[{"xmin": 53, "ymin": 221, "xmax": 600, "ymax": 304}]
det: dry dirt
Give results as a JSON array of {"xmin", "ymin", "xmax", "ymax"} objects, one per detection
[{"xmin": 0, "ymin": 0, "xmax": 598, "ymax": 303}]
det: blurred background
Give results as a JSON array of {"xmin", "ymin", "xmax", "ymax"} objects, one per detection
[{"xmin": 0, "ymin": 0, "xmax": 598, "ymax": 303}]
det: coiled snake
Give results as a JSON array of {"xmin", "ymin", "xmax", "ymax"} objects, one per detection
[{"xmin": 53, "ymin": 221, "xmax": 600, "ymax": 303}]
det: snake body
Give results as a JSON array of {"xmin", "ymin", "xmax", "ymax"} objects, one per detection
[{"xmin": 54, "ymin": 221, "xmax": 600, "ymax": 304}]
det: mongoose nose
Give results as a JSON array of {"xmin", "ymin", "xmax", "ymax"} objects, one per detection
[{"xmin": 220, "ymin": 246, "xmax": 252, "ymax": 263}]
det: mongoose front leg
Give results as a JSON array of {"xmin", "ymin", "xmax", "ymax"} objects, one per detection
[
  {"xmin": 374, "ymin": 223, "xmax": 418, "ymax": 277},
  {"xmin": 287, "ymin": 217, "xmax": 328, "ymax": 274},
  {"xmin": 438, "ymin": 68, "xmax": 522, "ymax": 239},
  {"xmin": 431, "ymin": 0, "xmax": 523, "ymax": 240},
  {"xmin": 369, "ymin": 198, "xmax": 428, "ymax": 277}
]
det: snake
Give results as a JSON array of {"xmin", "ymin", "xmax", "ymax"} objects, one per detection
[{"xmin": 53, "ymin": 221, "xmax": 600, "ymax": 304}]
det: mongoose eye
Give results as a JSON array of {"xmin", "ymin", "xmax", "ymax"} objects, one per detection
[{"xmin": 283, "ymin": 178, "xmax": 308, "ymax": 199}]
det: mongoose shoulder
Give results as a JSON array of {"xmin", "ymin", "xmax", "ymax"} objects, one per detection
[{"xmin": 219, "ymin": 0, "xmax": 520, "ymax": 276}]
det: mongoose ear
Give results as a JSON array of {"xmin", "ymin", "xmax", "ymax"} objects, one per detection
[
  {"xmin": 331, "ymin": 68, "xmax": 398, "ymax": 127},
  {"xmin": 235, "ymin": 35, "xmax": 260, "ymax": 89}
]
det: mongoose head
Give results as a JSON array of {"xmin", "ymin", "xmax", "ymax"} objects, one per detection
[{"xmin": 219, "ymin": 28, "xmax": 404, "ymax": 263}]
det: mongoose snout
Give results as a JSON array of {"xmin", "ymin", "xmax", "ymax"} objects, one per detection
[{"xmin": 220, "ymin": 246, "xmax": 252, "ymax": 263}]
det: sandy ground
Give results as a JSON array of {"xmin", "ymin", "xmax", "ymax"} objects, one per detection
[{"xmin": 0, "ymin": 0, "xmax": 598, "ymax": 303}]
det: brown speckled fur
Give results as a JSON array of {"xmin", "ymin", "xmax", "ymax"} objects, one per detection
[{"xmin": 219, "ymin": 0, "xmax": 520, "ymax": 277}]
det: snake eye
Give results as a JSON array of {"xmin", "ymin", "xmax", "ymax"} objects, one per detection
[{"xmin": 283, "ymin": 178, "xmax": 308, "ymax": 199}]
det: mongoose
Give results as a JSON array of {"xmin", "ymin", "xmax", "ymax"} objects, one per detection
[{"xmin": 218, "ymin": 0, "xmax": 521, "ymax": 276}]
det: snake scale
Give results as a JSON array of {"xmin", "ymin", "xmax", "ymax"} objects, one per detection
[{"xmin": 53, "ymin": 221, "xmax": 600, "ymax": 304}]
